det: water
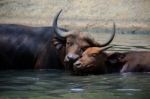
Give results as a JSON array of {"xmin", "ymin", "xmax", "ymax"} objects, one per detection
[
  {"xmin": 0, "ymin": 34, "xmax": 150, "ymax": 99},
  {"xmin": 0, "ymin": 70, "xmax": 150, "ymax": 99}
]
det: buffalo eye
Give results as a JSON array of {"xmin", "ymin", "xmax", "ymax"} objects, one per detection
[
  {"xmin": 91, "ymin": 53, "xmax": 98, "ymax": 57},
  {"xmin": 66, "ymin": 41, "xmax": 72, "ymax": 46}
]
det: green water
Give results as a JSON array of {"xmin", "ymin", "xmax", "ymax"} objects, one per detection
[
  {"xmin": 0, "ymin": 70, "xmax": 150, "ymax": 99},
  {"xmin": 0, "ymin": 34, "xmax": 150, "ymax": 99}
]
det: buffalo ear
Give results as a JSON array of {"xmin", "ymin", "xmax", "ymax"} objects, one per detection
[
  {"xmin": 107, "ymin": 52, "xmax": 124, "ymax": 64},
  {"xmin": 51, "ymin": 37, "xmax": 66, "ymax": 50}
]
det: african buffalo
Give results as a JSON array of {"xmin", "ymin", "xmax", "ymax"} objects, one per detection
[
  {"xmin": 0, "ymin": 10, "xmax": 116, "ymax": 70},
  {"xmin": 73, "ymin": 46, "xmax": 150, "ymax": 75}
]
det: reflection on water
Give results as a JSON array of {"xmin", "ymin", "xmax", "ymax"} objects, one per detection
[
  {"xmin": 0, "ymin": 70, "xmax": 150, "ymax": 99},
  {"xmin": 0, "ymin": 34, "xmax": 150, "ymax": 99}
]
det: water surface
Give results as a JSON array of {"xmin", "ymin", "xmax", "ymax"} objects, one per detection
[{"xmin": 0, "ymin": 70, "xmax": 150, "ymax": 99}]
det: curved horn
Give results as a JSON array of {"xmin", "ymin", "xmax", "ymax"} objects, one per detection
[
  {"xmin": 53, "ymin": 9, "xmax": 68, "ymax": 38},
  {"xmin": 100, "ymin": 45, "xmax": 114, "ymax": 52},
  {"xmin": 99, "ymin": 22, "xmax": 116, "ymax": 47}
]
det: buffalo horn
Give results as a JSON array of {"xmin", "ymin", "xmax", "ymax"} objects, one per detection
[{"xmin": 99, "ymin": 22, "xmax": 116, "ymax": 47}]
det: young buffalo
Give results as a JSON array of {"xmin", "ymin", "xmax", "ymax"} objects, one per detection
[
  {"xmin": 73, "ymin": 47, "xmax": 150, "ymax": 75},
  {"xmin": 73, "ymin": 46, "xmax": 113, "ymax": 75}
]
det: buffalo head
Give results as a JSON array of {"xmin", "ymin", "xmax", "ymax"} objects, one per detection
[
  {"xmin": 73, "ymin": 46, "xmax": 113, "ymax": 75},
  {"xmin": 52, "ymin": 10, "xmax": 116, "ymax": 71}
]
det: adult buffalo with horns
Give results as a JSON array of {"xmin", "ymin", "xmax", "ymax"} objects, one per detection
[{"xmin": 0, "ymin": 10, "xmax": 116, "ymax": 70}]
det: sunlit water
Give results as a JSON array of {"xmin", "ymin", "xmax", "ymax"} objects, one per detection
[{"xmin": 0, "ymin": 34, "xmax": 150, "ymax": 99}]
